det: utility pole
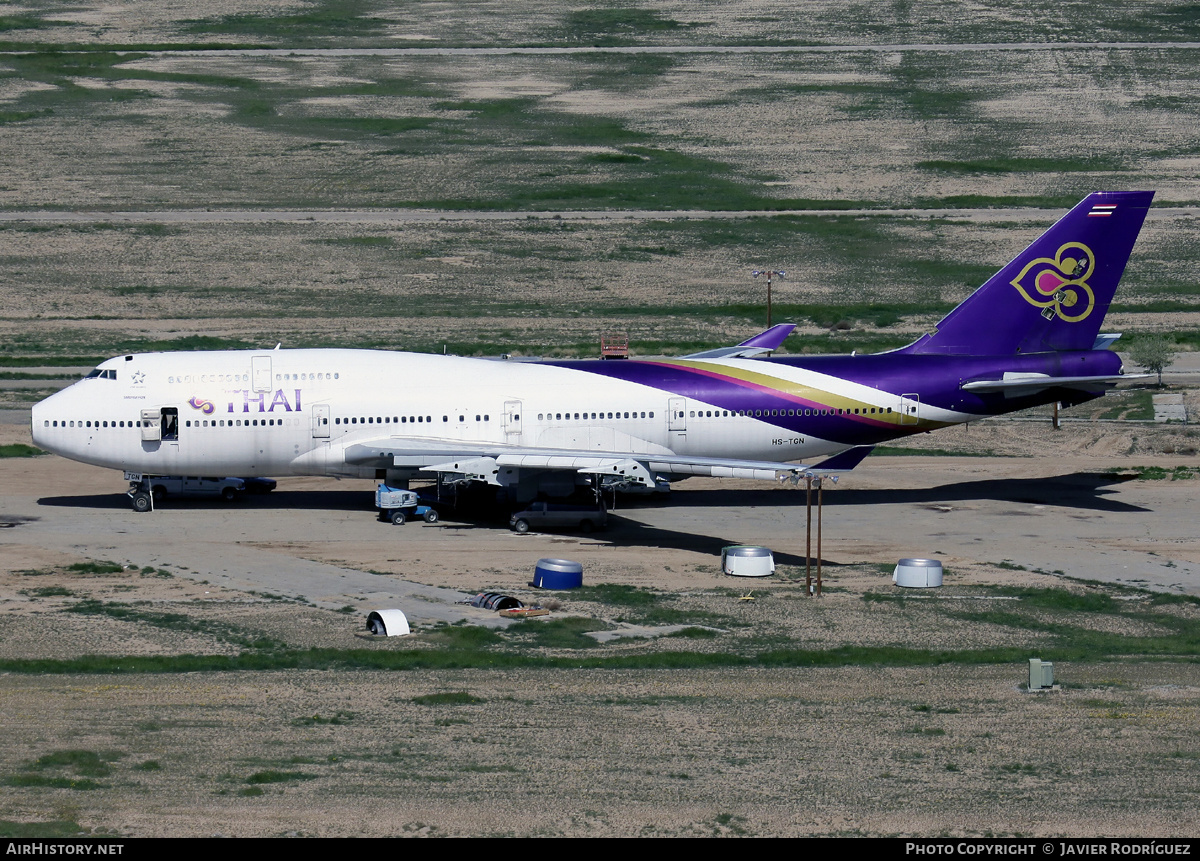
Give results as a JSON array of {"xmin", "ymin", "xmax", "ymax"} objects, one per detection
[
  {"xmin": 802, "ymin": 472, "xmax": 837, "ymax": 596},
  {"xmin": 751, "ymin": 270, "xmax": 786, "ymax": 328},
  {"xmin": 805, "ymin": 475, "xmax": 813, "ymax": 595}
]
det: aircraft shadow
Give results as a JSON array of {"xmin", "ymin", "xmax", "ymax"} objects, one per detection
[
  {"xmin": 38, "ymin": 493, "xmax": 132, "ymax": 510},
  {"xmin": 35, "ymin": 490, "xmax": 513, "ymax": 525},
  {"xmin": 591, "ymin": 472, "xmax": 1144, "ymax": 563},
  {"xmin": 630, "ymin": 471, "xmax": 1147, "ymax": 515},
  {"xmin": 829, "ymin": 472, "xmax": 1147, "ymax": 513},
  {"xmin": 36, "ymin": 472, "xmax": 1145, "ymax": 531},
  {"xmin": 37, "ymin": 490, "xmax": 376, "ymax": 512}
]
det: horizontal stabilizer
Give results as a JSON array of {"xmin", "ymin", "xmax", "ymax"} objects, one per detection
[
  {"xmin": 807, "ymin": 445, "xmax": 875, "ymax": 475},
  {"xmin": 961, "ymin": 373, "xmax": 1147, "ymax": 394}
]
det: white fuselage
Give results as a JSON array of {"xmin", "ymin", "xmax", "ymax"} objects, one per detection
[{"xmin": 34, "ymin": 349, "xmax": 930, "ymax": 480}]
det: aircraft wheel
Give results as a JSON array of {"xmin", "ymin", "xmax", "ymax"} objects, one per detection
[
  {"xmin": 391, "ymin": 510, "xmax": 406, "ymax": 525},
  {"xmin": 131, "ymin": 492, "xmax": 152, "ymax": 513},
  {"xmin": 423, "ymin": 510, "xmax": 439, "ymax": 524},
  {"xmin": 512, "ymin": 519, "xmax": 530, "ymax": 534}
]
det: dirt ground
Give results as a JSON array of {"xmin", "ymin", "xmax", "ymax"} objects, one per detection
[
  {"xmin": 1, "ymin": 416, "xmax": 1199, "ymax": 837},
  {"xmin": 2, "ymin": 664, "xmax": 1197, "ymax": 838}
]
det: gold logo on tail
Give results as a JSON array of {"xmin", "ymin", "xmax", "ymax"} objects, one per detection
[{"xmin": 1010, "ymin": 242, "xmax": 1095, "ymax": 323}]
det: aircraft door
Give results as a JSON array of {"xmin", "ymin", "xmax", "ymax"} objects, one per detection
[
  {"xmin": 503, "ymin": 400, "xmax": 523, "ymax": 441},
  {"xmin": 900, "ymin": 393, "xmax": 920, "ymax": 425},
  {"xmin": 668, "ymin": 397, "xmax": 687, "ymax": 431},
  {"xmin": 141, "ymin": 408, "xmax": 161, "ymax": 441},
  {"xmin": 252, "ymin": 355, "xmax": 272, "ymax": 393},
  {"xmin": 311, "ymin": 404, "xmax": 330, "ymax": 438},
  {"xmin": 160, "ymin": 407, "xmax": 179, "ymax": 441}
]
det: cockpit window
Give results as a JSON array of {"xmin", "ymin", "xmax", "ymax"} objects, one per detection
[{"xmin": 85, "ymin": 369, "xmax": 117, "ymax": 380}]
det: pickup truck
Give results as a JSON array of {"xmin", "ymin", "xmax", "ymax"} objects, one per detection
[
  {"xmin": 509, "ymin": 502, "xmax": 607, "ymax": 534},
  {"xmin": 125, "ymin": 475, "xmax": 245, "ymax": 511}
]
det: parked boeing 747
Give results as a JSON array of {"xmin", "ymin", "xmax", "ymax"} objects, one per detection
[{"xmin": 31, "ymin": 191, "xmax": 1153, "ymax": 510}]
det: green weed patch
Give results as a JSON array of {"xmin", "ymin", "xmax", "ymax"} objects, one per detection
[
  {"xmin": 551, "ymin": 8, "xmax": 700, "ymax": 46},
  {"xmin": 30, "ymin": 749, "xmax": 122, "ymax": 778},
  {"xmin": 292, "ymin": 711, "xmax": 356, "ymax": 726},
  {"xmin": 1116, "ymin": 466, "xmax": 1200, "ymax": 481},
  {"xmin": 3, "ymin": 640, "xmax": 1180, "ymax": 677},
  {"xmin": 182, "ymin": 0, "xmax": 386, "ymax": 43},
  {"xmin": 4, "ymin": 775, "xmax": 104, "ymax": 790},
  {"xmin": 567, "ymin": 584, "xmax": 730, "ymax": 627},
  {"xmin": 918, "ymin": 156, "xmax": 1127, "ymax": 175},
  {"xmin": 0, "ymin": 356, "xmax": 104, "ymax": 367},
  {"xmin": 21, "ymin": 586, "xmax": 73, "ymax": 598},
  {"xmin": 66, "ymin": 599, "xmax": 283, "ymax": 650},
  {"xmin": 0, "ymin": 444, "xmax": 46, "ymax": 458},
  {"xmin": 412, "ymin": 691, "xmax": 486, "ymax": 706},
  {"xmin": 245, "ymin": 769, "xmax": 317, "ymax": 784},
  {"xmin": 506, "ymin": 616, "xmax": 609, "ymax": 649},
  {"xmin": 67, "ymin": 562, "xmax": 124, "ymax": 575},
  {"xmin": 0, "ymin": 819, "xmax": 88, "ymax": 838},
  {"xmin": 4, "ymin": 748, "xmax": 126, "ymax": 791},
  {"xmin": 1097, "ymin": 390, "xmax": 1155, "ymax": 421}
]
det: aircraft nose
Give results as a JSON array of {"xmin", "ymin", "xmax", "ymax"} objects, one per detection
[
  {"xmin": 30, "ymin": 397, "xmax": 45, "ymax": 447},
  {"xmin": 30, "ymin": 385, "xmax": 70, "ymax": 453}
]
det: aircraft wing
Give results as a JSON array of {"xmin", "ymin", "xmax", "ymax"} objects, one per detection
[
  {"xmin": 343, "ymin": 436, "xmax": 875, "ymax": 488},
  {"xmin": 683, "ymin": 323, "xmax": 796, "ymax": 359},
  {"xmin": 344, "ymin": 438, "xmax": 813, "ymax": 485}
]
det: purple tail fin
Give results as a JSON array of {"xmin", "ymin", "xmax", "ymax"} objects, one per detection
[{"xmin": 901, "ymin": 191, "xmax": 1154, "ymax": 356}]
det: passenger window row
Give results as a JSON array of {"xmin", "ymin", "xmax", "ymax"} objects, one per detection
[
  {"xmin": 334, "ymin": 414, "xmax": 491, "ymax": 426},
  {"xmin": 186, "ymin": 419, "xmax": 288, "ymax": 427},
  {"xmin": 41, "ymin": 418, "xmax": 296, "ymax": 428},
  {"xmin": 168, "ymin": 374, "xmax": 248, "ymax": 384},
  {"xmin": 688, "ymin": 407, "xmax": 892, "ymax": 417},
  {"xmin": 162, "ymin": 372, "xmax": 341, "ymax": 384},
  {"xmin": 537, "ymin": 411, "xmax": 655, "ymax": 421},
  {"xmin": 44, "ymin": 419, "xmax": 134, "ymax": 428}
]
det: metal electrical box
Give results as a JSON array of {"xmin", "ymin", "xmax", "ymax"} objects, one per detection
[{"xmin": 1028, "ymin": 658, "xmax": 1055, "ymax": 690}]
